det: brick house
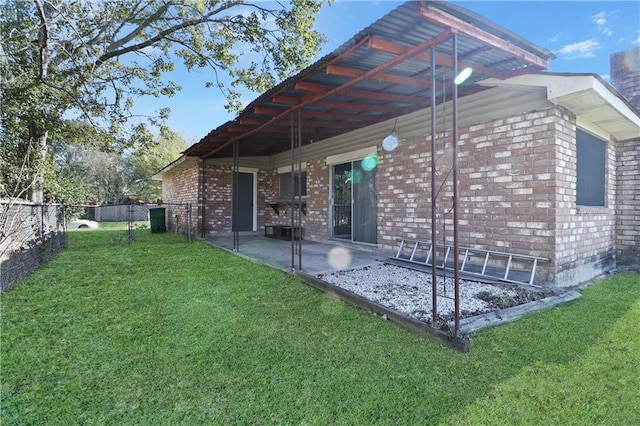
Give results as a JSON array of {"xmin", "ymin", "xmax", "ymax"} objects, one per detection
[{"xmin": 155, "ymin": 3, "xmax": 639, "ymax": 286}]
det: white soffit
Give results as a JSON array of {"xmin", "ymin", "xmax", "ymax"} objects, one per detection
[{"xmin": 480, "ymin": 74, "xmax": 640, "ymax": 140}]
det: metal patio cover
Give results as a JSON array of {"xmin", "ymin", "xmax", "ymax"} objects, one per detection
[{"xmin": 184, "ymin": 1, "xmax": 554, "ymax": 160}]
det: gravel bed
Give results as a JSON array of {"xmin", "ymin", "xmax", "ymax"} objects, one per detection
[{"xmin": 318, "ymin": 263, "xmax": 551, "ymax": 324}]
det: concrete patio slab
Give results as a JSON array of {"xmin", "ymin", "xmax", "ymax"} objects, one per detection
[{"xmin": 205, "ymin": 234, "xmax": 385, "ymax": 275}]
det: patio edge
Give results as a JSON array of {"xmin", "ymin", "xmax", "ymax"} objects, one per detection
[{"xmin": 298, "ymin": 272, "xmax": 469, "ymax": 352}]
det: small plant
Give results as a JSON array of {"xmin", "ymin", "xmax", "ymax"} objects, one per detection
[
  {"xmin": 475, "ymin": 290, "xmax": 513, "ymax": 309},
  {"xmin": 411, "ymin": 309, "xmax": 429, "ymax": 320}
]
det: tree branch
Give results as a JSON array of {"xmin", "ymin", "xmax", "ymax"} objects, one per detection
[
  {"xmin": 96, "ymin": 0, "xmax": 244, "ymax": 66},
  {"xmin": 104, "ymin": 1, "xmax": 172, "ymax": 54},
  {"xmin": 33, "ymin": 0, "xmax": 50, "ymax": 79}
]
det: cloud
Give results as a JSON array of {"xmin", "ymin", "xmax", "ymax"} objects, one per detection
[
  {"xmin": 634, "ymin": 31, "xmax": 640, "ymax": 45},
  {"xmin": 547, "ymin": 32, "xmax": 565, "ymax": 43},
  {"xmin": 557, "ymin": 40, "xmax": 601, "ymax": 59},
  {"xmin": 592, "ymin": 11, "xmax": 615, "ymax": 36}
]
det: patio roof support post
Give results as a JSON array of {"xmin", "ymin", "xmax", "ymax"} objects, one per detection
[
  {"xmin": 296, "ymin": 109, "xmax": 303, "ymax": 272},
  {"xmin": 200, "ymin": 159, "xmax": 207, "ymax": 238},
  {"xmin": 187, "ymin": 202, "xmax": 192, "ymax": 243},
  {"xmin": 430, "ymin": 44, "xmax": 438, "ymax": 329},
  {"xmin": 452, "ymin": 33, "xmax": 461, "ymax": 336},
  {"xmin": 232, "ymin": 139, "xmax": 239, "ymax": 252},
  {"xmin": 290, "ymin": 113, "xmax": 296, "ymax": 272}
]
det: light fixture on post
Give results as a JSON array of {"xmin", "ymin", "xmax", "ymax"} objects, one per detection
[
  {"xmin": 454, "ymin": 67, "xmax": 473, "ymax": 85},
  {"xmin": 382, "ymin": 118, "xmax": 399, "ymax": 152}
]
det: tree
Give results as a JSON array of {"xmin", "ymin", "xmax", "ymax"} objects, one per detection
[
  {"xmin": 0, "ymin": 0, "xmax": 326, "ymax": 202},
  {"xmin": 126, "ymin": 128, "xmax": 187, "ymax": 203}
]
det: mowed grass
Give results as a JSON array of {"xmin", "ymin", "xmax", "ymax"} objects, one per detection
[{"xmin": 2, "ymin": 226, "xmax": 639, "ymax": 425}]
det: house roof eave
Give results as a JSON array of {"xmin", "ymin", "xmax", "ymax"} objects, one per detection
[
  {"xmin": 151, "ymin": 155, "xmax": 199, "ymax": 181},
  {"xmin": 479, "ymin": 73, "xmax": 640, "ymax": 140}
]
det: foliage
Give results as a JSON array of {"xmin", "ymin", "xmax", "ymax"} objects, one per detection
[
  {"xmin": 2, "ymin": 231, "xmax": 639, "ymax": 424},
  {"xmin": 126, "ymin": 128, "xmax": 187, "ymax": 202},
  {"xmin": 45, "ymin": 142, "xmax": 127, "ymax": 204},
  {"xmin": 38, "ymin": 126, "xmax": 186, "ymax": 204},
  {"xmin": 0, "ymin": 0, "xmax": 326, "ymax": 201}
]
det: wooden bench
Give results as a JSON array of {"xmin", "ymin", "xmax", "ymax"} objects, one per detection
[{"xmin": 264, "ymin": 224, "xmax": 303, "ymax": 240}]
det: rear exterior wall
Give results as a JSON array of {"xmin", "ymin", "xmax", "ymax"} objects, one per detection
[
  {"xmin": 377, "ymin": 107, "xmax": 561, "ymax": 284},
  {"xmin": 161, "ymin": 161, "xmax": 202, "ymax": 235},
  {"xmin": 551, "ymin": 111, "xmax": 617, "ymax": 286},
  {"xmin": 616, "ymin": 138, "xmax": 640, "ymax": 270},
  {"xmin": 163, "ymin": 106, "xmax": 624, "ymax": 286}
]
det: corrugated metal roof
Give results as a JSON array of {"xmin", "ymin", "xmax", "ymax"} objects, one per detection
[{"xmin": 184, "ymin": 1, "xmax": 554, "ymax": 159}]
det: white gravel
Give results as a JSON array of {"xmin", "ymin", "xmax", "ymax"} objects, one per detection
[{"xmin": 318, "ymin": 263, "xmax": 530, "ymax": 323}]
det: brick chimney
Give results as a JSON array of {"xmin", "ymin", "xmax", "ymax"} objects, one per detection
[{"xmin": 610, "ymin": 47, "xmax": 640, "ymax": 111}]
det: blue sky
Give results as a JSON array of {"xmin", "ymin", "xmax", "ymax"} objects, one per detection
[{"xmin": 140, "ymin": 1, "xmax": 640, "ymax": 143}]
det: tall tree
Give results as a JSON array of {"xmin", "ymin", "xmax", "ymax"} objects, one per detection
[
  {"xmin": 126, "ymin": 128, "xmax": 187, "ymax": 203},
  {"xmin": 0, "ymin": 0, "xmax": 325, "ymax": 202}
]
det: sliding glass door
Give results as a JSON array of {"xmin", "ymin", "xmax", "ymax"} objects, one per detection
[{"xmin": 331, "ymin": 161, "xmax": 377, "ymax": 244}]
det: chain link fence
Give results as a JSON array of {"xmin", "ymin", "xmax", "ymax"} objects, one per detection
[
  {"xmin": 73, "ymin": 203, "xmax": 194, "ymax": 241},
  {"xmin": 160, "ymin": 203, "xmax": 194, "ymax": 242},
  {"xmin": 1, "ymin": 202, "xmax": 195, "ymax": 292},
  {"xmin": 1, "ymin": 200, "xmax": 66, "ymax": 292}
]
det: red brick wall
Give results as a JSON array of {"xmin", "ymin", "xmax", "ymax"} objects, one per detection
[
  {"xmin": 163, "ymin": 105, "xmax": 626, "ymax": 286},
  {"xmin": 611, "ymin": 47, "xmax": 640, "ymax": 110},
  {"xmin": 378, "ymin": 106, "xmax": 620, "ymax": 285},
  {"xmin": 551, "ymin": 110, "xmax": 617, "ymax": 285},
  {"xmin": 377, "ymin": 108, "xmax": 563, "ymax": 283},
  {"xmin": 257, "ymin": 169, "xmax": 310, "ymax": 235},
  {"xmin": 256, "ymin": 169, "xmax": 275, "ymax": 229},
  {"xmin": 161, "ymin": 161, "xmax": 201, "ymax": 234},
  {"xmin": 202, "ymin": 164, "xmax": 233, "ymax": 234},
  {"xmin": 305, "ymin": 159, "xmax": 330, "ymax": 240},
  {"xmin": 616, "ymin": 139, "xmax": 640, "ymax": 269}
]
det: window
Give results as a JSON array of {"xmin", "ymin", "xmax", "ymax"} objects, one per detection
[
  {"xmin": 279, "ymin": 172, "xmax": 307, "ymax": 199},
  {"xmin": 576, "ymin": 129, "xmax": 606, "ymax": 207}
]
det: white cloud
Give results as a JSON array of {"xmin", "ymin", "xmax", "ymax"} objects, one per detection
[
  {"xmin": 547, "ymin": 32, "xmax": 565, "ymax": 43},
  {"xmin": 634, "ymin": 31, "xmax": 640, "ymax": 45},
  {"xmin": 557, "ymin": 40, "xmax": 601, "ymax": 59},
  {"xmin": 591, "ymin": 12, "xmax": 613, "ymax": 36}
]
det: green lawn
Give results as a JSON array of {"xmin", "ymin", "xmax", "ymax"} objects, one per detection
[{"xmin": 2, "ymin": 227, "xmax": 639, "ymax": 425}]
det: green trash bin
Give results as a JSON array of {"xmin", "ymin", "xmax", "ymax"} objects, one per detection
[{"xmin": 149, "ymin": 207, "xmax": 166, "ymax": 233}]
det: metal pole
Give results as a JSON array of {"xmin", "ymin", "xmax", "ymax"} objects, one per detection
[
  {"xmin": 200, "ymin": 160, "xmax": 206, "ymax": 238},
  {"xmin": 187, "ymin": 202, "xmax": 192, "ymax": 243},
  {"xmin": 452, "ymin": 33, "xmax": 461, "ymax": 336},
  {"xmin": 233, "ymin": 140, "xmax": 239, "ymax": 251},
  {"xmin": 290, "ymin": 113, "xmax": 295, "ymax": 272},
  {"xmin": 430, "ymin": 45, "xmax": 438, "ymax": 328},
  {"xmin": 297, "ymin": 109, "xmax": 303, "ymax": 271}
]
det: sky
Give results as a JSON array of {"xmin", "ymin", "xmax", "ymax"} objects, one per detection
[{"xmin": 136, "ymin": 1, "xmax": 640, "ymax": 144}]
